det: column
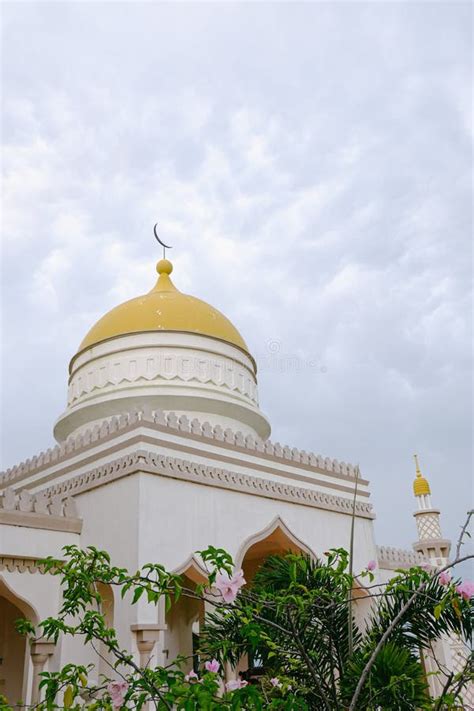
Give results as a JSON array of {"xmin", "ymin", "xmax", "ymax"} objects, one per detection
[
  {"xmin": 30, "ymin": 640, "xmax": 55, "ymax": 704},
  {"xmin": 130, "ymin": 624, "xmax": 166, "ymax": 669}
]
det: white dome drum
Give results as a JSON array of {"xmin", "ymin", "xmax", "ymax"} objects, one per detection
[{"xmin": 54, "ymin": 259, "xmax": 271, "ymax": 442}]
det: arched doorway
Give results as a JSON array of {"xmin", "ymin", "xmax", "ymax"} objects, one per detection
[
  {"xmin": 235, "ymin": 519, "xmax": 314, "ymax": 679},
  {"xmin": 165, "ymin": 560, "xmax": 207, "ymax": 673},
  {"xmin": 95, "ymin": 582, "xmax": 115, "ymax": 678},
  {"xmin": 0, "ymin": 579, "xmax": 38, "ymax": 705}
]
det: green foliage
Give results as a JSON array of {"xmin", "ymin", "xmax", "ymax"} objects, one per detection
[
  {"xmin": 370, "ymin": 567, "xmax": 473, "ymax": 652},
  {"xmin": 11, "ymin": 544, "xmax": 473, "ymax": 710},
  {"xmin": 340, "ymin": 642, "xmax": 430, "ymax": 709},
  {"xmin": 201, "ymin": 551, "xmax": 361, "ymax": 701},
  {"xmin": 200, "ymin": 552, "xmax": 473, "ymax": 709},
  {"xmin": 0, "ymin": 695, "xmax": 13, "ymax": 711},
  {"xmin": 197, "ymin": 545, "xmax": 234, "ymax": 586}
]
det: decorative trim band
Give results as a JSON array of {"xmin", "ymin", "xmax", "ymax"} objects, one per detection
[
  {"xmin": 0, "ymin": 487, "xmax": 82, "ymax": 533},
  {"xmin": 1, "ymin": 409, "xmax": 364, "ymax": 490},
  {"xmin": 377, "ymin": 545, "xmax": 426, "ymax": 570},
  {"xmin": 0, "ymin": 509, "xmax": 82, "ymax": 533},
  {"xmin": 0, "ymin": 556, "xmax": 51, "ymax": 574},
  {"xmin": 68, "ymin": 349, "xmax": 259, "ymax": 407},
  {"xmin": 40, "ymin": 450, "xmax": 375, "ymax": 519}
]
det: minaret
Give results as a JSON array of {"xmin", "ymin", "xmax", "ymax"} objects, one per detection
[
  {"xmin": 412, "ymin": 457, "xmax": 473, "ymax": 704},
  {"xmin": 412, "ymin": 455, "xmax": 450, "ymax": 566}
]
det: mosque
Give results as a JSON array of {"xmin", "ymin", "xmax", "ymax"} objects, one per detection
[{"xmin": 0, "ymin": 252, "xmax": 470, "ymax": 705}]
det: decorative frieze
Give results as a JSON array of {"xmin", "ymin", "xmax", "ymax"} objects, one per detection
[
  {"xmin": 0, "ymin": 409, "xmax": 363, "ymax": 490},
  {"xmin": 0, "ymin": 409, "xmax": 143, "ymax": 488},
  {"xmin": 40, "ymin": 450, "xmax": 374, "ymax": 519},
  {"xmin": 0, "ymin": 487, "xmax": 81, "ymax": 532},
  {"xmin": 0, "ymin": 486, "xmax": 78, "ymax": 517},
  {"xmin": 0, "ymin": 556, "xmax": 49, "ymax": 574},
  {"xmin": 377, "ymin": 545, "xmax": 426, "ymax": 570},
  {"xmin": 68, "ymin": 350, "xmax": 258, "ymax": 407}
]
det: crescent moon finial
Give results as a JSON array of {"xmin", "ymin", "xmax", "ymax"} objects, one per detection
[{"xmin": 154, "ymin": 223, "xmax": 172, "ymax": 259}]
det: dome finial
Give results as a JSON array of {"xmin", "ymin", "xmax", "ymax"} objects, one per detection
[
  {"xmin": 154, "ymin": 223, "xmax": 172, "ymax": 259},
  {"xmin": 414, "ymin": 453, "xmax": 421, "ymax": 477},
  {"xmin": 413, "ymin": 454, "xmax": 431, "ymax": 497}
]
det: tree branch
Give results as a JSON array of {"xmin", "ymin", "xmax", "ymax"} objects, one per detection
[
  {"xmin": 433, "ymin": 670, "xmax": 455, "ymax": 711},
  {"xmin": 455, "ymin": 509, "xmax": 473, "ymax": 559},
  {"xmin": 349, "ymin": 510, "xmax": 474, "ymax": 711},
  {"xmin": 348, "ymin": 587, "xmax": 420, "ymax": 711},
  {"xmin": 287, "ymin": 609, "xmax": 332, "ymax": 711}
]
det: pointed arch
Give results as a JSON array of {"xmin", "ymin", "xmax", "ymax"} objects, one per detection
[
  {"xmin": 235, "ymin": 517, "xmax": 316, "ymax": 582},
  {"xmin": 172, "ymin": 555, "xmax": 208, "ymax": 585},
  {"xmin": 0, "ymin": 576, "xmax": 39, "ymax": 705},
  {"xmin": 0, "ymin": 575, "xmax": 39, "ymax": 624},
  {"xmin": 236, "ymin": 516, "xmax": 315, "ymax": 570}
]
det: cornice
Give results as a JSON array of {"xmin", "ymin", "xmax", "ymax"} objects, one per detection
[
  {"xmin": 0, "ymin": 409, "xmax": 367, "ymax": 491},
  {"xmin": 40, "ymin": 450, "xmax": 375, "ymax": 520}
]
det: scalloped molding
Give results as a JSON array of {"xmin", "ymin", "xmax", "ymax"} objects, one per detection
[
  {"xmin": 376, "ymin": 545, "xmax": 426, "ymax": 569},
  {"xmin": 0, "ymin": 487, "xmax": 82, "ymax": 532},
  {"xmin": 39, "ymin": 450, "xmax": 374, "ymax": 519},
  {"xmin": 0, "ymin": 557, "xmax": 50, "ymax": 574},
  {"xmin": 1, "ymin": 409, "xmax": 364, "ymax": 490}
]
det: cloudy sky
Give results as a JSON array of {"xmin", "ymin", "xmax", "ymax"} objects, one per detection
[{"xmin": 1, "ymin": 2, "xmax": 472, "ymax": 555}]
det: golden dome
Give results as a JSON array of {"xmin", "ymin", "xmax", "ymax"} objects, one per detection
[
  {"xmin": 79, "ymin": 259, "xmax": 249, "ymax": 353},
  {"xmin": 413, "ymin": 454, "xmax": 431, "ymax": 497}
]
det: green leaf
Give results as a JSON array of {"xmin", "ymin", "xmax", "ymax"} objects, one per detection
[{"xmin": 132, "ymin": 586, "xmax": 145, "ymax": 604}]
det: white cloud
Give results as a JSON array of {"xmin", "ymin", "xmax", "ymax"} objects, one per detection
[{"xmin": 1, "ymin": 1, "xmax": 471, "ymax": 553}]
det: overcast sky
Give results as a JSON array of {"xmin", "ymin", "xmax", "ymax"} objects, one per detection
[{"xmin": 1, "ymin": 2, "xmax": 472, "ymax": 557}]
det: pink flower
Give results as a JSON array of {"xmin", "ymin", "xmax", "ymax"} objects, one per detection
[
  {"xmin": 226, "ymin": 679, "xmax": 248, "ymax": 691},
  {"xmin": 204, "ymin": 658, "xmax": 220, "ymax": 673},
  {"xmin": 438, "ymin": 571, "xmax": 451, "ymax": 586},
  {"xmin": 215, "ymin": 569, "xmax": 246, "ymax": 603},
  {"xmin": 270, "ymin": 677, "xmax": 282, "ymax": 688},
  {"xmin": 456, "ymin": 581, "xmax": 474, "ymax": 601},
  {"xmin": 107, "ymin": 681, "xmax": 128, "ymax": 709},
  {"xmin": 185, "ymin": 670, "xmax": 199, "ymax": 682},
  {"xmin": 367, "ymin": 560, "xmax": 377, "ymax": 571}
]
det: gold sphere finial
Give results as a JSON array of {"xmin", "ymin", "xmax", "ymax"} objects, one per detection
[{"xmin": 156, "ymin": 259, "xmax": 173, "ymax": 275}]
